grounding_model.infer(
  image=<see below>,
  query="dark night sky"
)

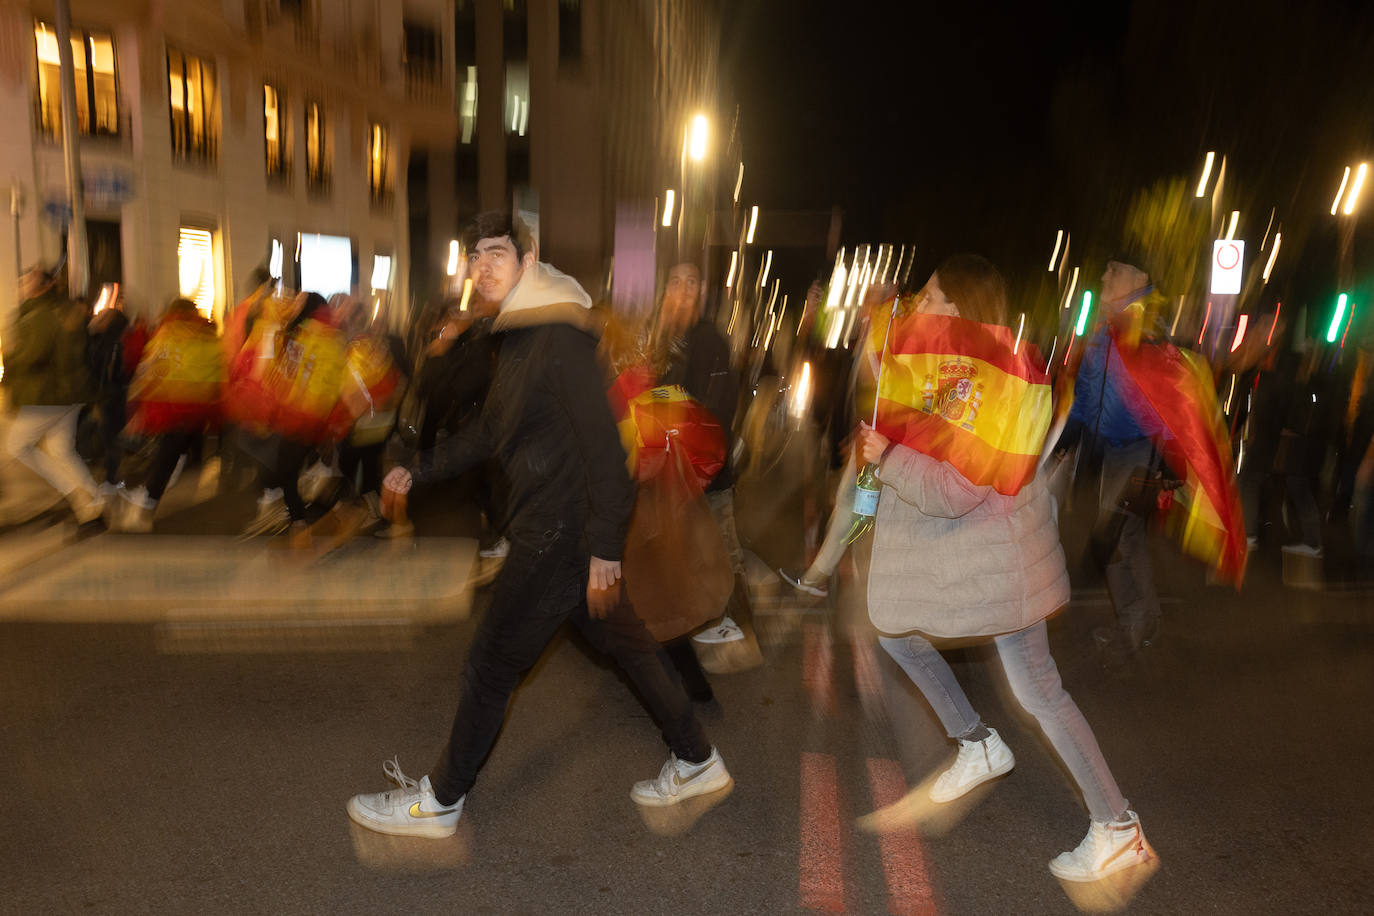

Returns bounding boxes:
[722,0,1374,318]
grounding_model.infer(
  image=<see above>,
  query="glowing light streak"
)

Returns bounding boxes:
[1224,210,1239,241]
[687,114,709,161]
[746,206,758,244]
[1198,300,1213,347]
[662,190,676,227]
[725,250,738,289]
[1074,290,1092,336]
[1196,150,1215,198]
[446,240,460,276]
[1048,229,1063,271]
[1230,314,1250,353]
[1344,162,1369,215]
[1332,166,1351,216]
[1267,303,1282,346]
[1328,293,1348,343]
[1062,266,1079,310]
[1262,232,1282,283]
[733,162,744,203]
[1013,311,1025,355]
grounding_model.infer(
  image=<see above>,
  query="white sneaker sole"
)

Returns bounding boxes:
[1049,837,1156,882]
[693,627,745,644]
[929,755,1015,803]
[346,797,459,838]
[630,771,733,808]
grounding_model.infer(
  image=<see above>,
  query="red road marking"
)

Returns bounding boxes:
[867,758,938,916]
[800,752,846,912]
[851,640,884,705]
[803,623,836,714]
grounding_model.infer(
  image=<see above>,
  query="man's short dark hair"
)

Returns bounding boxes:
[463,211,533,262]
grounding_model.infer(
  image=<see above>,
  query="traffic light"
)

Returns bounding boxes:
[1074,290,1092,337]
[1327,293,1349,344]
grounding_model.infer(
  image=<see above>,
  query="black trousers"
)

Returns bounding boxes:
[338,440,384,497]
[262,437,312,522]
[145,429,196,502]
[429,527,711,806]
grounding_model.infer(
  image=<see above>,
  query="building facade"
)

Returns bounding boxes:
[409,0,722,306]
[0,0,459,328]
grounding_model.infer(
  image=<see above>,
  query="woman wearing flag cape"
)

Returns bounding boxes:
[857,254,1156,884]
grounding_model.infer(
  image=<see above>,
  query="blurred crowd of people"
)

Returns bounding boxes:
[6,208,1374,892]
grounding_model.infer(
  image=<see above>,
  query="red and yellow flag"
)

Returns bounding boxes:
[608,366,725,489]
[128,312,226,434]
[871,310,1053,496]
[1106,330,1247,585]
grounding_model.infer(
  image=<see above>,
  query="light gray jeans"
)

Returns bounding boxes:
[878,621,1129,822]
[804,454,857,582]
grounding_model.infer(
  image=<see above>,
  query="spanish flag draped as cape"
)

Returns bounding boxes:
[870,306,1053,497]
[608,365,725,490]
[1095,327,1247,586]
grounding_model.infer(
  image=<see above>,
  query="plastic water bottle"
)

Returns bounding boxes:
[844,462,881,543]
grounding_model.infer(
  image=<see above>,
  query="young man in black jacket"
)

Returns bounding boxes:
[347,213,730,838]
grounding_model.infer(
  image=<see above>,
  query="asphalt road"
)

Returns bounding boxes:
[2,446,1373,914]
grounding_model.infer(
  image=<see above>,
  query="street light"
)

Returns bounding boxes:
[1196,151,1216,198]
[687,114,709,162]
[662,189,676,228]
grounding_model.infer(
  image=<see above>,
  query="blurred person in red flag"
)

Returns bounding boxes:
[252,291,346,548]
[348,212,729,839]
[109,297,225,532]
[858,254,1155,885]
[1058,251,1245,664]
[320,297,407,538]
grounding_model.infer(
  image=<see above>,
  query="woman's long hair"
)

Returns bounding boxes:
[935,254,1008,327]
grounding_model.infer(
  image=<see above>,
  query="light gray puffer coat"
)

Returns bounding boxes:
[867,442,1070,639]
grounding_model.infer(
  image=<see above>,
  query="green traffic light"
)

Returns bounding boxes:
[1327,293,1349,343]
[1075,290,1092,337]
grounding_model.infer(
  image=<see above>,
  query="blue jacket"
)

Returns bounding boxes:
[1068,325,1165,447]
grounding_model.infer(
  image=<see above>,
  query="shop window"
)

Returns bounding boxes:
[177,227,216,319]
[34,21,119,138]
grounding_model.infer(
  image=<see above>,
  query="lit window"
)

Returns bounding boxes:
[177,227,216,318]
[367,121,389,203]
[264,83,287,181]
[168,48,218,163]
[370,255,391,291]
[34,21,119,138]
[305,100,328,191]
[460,66,477,144]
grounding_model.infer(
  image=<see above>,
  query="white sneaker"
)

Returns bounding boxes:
[630,748,732,807]
[346,758,463,838]
[1281,543,1323,558]
[120,485,157,512]
[693,616,745,644]
[242,493,289,537]
[1049,810,1156,881]
[98,481,123,499]
[930,727,1015,802]
[478,536,510,559]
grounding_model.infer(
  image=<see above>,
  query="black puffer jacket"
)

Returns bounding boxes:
[410,302,634,561]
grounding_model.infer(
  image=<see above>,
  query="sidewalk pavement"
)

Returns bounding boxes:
[0,450,479,626]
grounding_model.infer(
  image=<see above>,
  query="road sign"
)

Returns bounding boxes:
[1211,239,1244,295]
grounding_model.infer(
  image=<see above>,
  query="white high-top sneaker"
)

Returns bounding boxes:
[1049,810,1156,881]
[347,758,463,839]
[929,727,1015,802]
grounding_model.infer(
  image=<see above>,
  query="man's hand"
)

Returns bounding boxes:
[857,423,891,466]
[380,466,412,521]
[587,556,623,618]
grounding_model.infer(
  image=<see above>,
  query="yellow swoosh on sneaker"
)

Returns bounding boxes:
[408,802,451,819]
